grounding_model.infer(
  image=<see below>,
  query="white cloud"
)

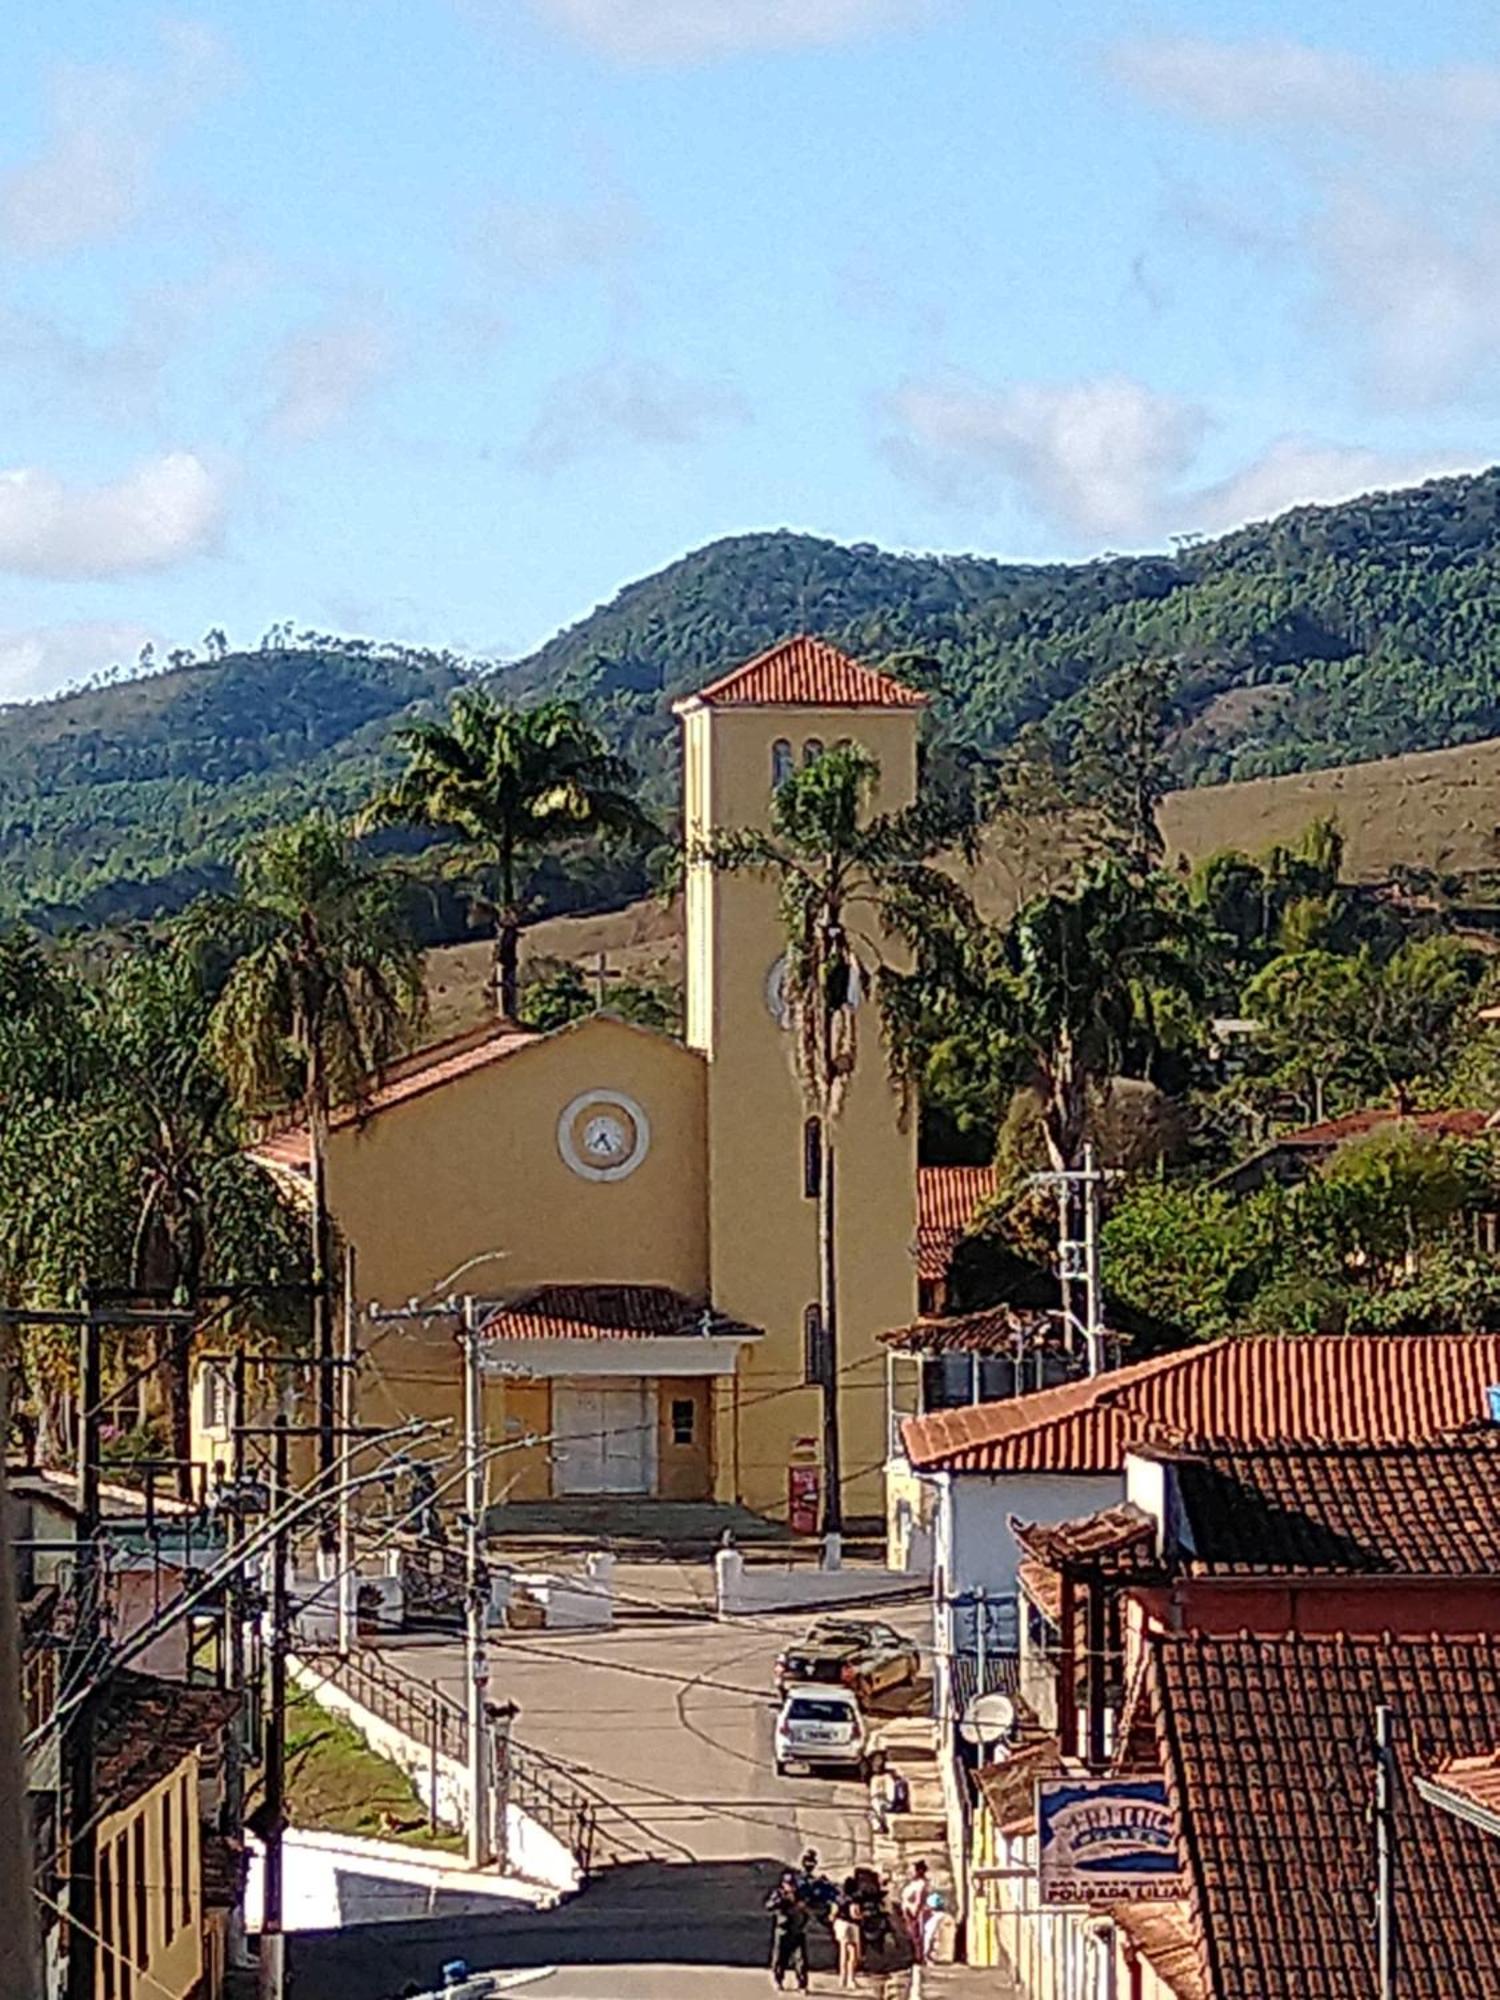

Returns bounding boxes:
[885,371,1483,542]
[525,0,937,63]
[887,376,1206,538]
[0,621,156,705]
[474,192,643,285]
[1112,35,1500,403]
[263,316,394,443]
[1113,36,1500,143]
[518,358,748,469]
[0,452,226,580]
[0,22,235,254]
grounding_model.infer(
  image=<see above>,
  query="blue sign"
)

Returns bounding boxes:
[1037,1777,1185,1905]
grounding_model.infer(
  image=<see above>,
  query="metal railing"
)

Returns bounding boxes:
[302,1644,596,1879]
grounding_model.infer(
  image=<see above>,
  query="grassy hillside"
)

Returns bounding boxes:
[7,466,1500,926]
[425,731,1500,1043]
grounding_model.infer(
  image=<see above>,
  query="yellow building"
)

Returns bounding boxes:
[220,637,924,1525]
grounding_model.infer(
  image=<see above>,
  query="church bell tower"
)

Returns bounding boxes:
[674,637,923,1522]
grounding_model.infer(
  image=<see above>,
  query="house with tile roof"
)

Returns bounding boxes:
[968,1443,1500,1999]
[896,1332,1500,1749]
[219,640,930,1521]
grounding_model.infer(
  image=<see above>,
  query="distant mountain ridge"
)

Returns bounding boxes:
[5,466,1500,926]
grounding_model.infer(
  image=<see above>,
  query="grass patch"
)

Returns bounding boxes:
[283,1688,463,1852]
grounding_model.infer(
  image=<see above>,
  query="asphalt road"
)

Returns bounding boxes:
[287,1587,930,2000]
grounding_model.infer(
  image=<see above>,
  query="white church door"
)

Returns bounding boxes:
[554,1378,655,1496]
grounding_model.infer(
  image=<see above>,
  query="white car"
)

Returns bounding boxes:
[774,1685,868,1777]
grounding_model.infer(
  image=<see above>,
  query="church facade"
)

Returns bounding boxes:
[226,638,927,1526]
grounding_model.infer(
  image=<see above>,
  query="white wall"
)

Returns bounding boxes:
[715,1550,923,1616]
[242,1828,551,1933]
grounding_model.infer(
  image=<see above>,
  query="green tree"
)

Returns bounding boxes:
[1069,657,1179,870]
[203,816,424,1472]
[363,691,655,1020]
[692,745,967,1540]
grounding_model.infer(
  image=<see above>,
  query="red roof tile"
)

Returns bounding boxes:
[1011,1500,1157,1570]
[1276,1107,1494,1149]
[901,1333,1500,1473]
[688,636,928,710]
[1152,1630,1500,1999]
[1421,1752,1500,1834]
[253,1021,540,1172]
[916,1163,997,1280]
[1162,1433,1500,1576]
[1111,1903,1207,2000]
[879,1304,1066,1356]
[478,1284,762,1344]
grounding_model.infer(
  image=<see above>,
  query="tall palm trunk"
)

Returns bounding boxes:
[308,1084,335,1490]
[816,1101,842,1544]
[495,844,521,1022]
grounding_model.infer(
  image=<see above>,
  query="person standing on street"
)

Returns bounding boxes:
[898,1858,929,1963]
[766,1871,810,1991]
[833,1889,863,1989]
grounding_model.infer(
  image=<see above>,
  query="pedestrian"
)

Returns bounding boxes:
[766,1871,810,1992]
[898,1859,929,1963]
[833,1891,863,1989]
[922,1890,956,1965]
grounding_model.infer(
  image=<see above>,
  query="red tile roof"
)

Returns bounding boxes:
[1273,1106,1494,1149]
[901,1332,1500,1474]
[916,1163,997,1281]
[1151,1630,1500,2000]
[1011,1500,1157,1571]
[1111,1904,1207,2000]
[96,1670,241,1821]
[1162,1433,1500,1576]
[478,1284,762,1344]
[253,1021,540,1172]
[1420,1752,1500,1835]
[688,636,928,710]
[879,1304,1066,1356]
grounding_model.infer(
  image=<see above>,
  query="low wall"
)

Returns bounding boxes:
[242,1828,552,1933]
[288,1656,580,1896]
[715,1550,926,1617]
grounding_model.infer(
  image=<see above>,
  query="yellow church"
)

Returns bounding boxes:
[243,637,938,1526]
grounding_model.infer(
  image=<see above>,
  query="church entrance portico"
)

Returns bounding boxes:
[475,1285,762,1505]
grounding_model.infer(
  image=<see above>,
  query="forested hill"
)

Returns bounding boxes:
[5,466,1500,926]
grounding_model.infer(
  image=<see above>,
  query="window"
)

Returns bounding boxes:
[802,1117,822,1199]
[670,1398,696,1446]
[802,738,824,766]
[771,738,793,788]
[202,1364,230,1431]
[161,1788,175,1943]
[803,1305,829,1386]
[100,1843,115,2000]
[133,1816,148,1969]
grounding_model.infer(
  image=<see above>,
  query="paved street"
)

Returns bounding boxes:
[287,1578,934,1998]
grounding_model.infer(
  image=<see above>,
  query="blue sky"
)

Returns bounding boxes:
[1,0,1496,700]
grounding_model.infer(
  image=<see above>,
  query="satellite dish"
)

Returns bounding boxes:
[960,1691,1017,1750]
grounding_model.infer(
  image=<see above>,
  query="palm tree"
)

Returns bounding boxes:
[204,815,425,1475]
[899,859,1205,1352]
[694,746,969,1543]
[363,691,656,1021]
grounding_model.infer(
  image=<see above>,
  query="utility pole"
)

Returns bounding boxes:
[223,1348,250,1970]
[1031,1147,1114,1377]
[337,1247,357,1657]
[462,1307,492,1868]
[63,1292,103,2000]
[259,1412,291,2000]
[1375,1703,1397,2000]
[816,917,844,1560]
[0,1349,39,2000]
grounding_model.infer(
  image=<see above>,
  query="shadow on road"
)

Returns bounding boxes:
[286,1856,843,1996]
